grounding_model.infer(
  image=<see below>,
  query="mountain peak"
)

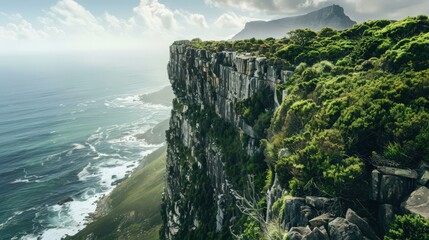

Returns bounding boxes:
[313,4,346,17]
[232,5,356,40]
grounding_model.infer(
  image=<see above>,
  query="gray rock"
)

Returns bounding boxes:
[302,226,329,240]
[309,213,334,229]
[329,217,364,240]
[286,226,311,240]
[377,166,418,179]
[378,204,394,233]
[419,171,429,186]
[419,161,429,171]
[57,197,73,205]
[379,175,414,204]
[371,170,381,201]
[346,209,380,240]
[305,196,335,210]
[266,174,284,223]
[282,198,316,229]
[401,186,429,219]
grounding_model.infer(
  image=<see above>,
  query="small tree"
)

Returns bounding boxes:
[385,214,429,240]
[288,29,317,46]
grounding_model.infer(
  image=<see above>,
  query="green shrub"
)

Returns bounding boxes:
[385,214,429,240]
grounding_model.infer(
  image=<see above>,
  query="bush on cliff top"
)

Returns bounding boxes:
[385,214,429,240]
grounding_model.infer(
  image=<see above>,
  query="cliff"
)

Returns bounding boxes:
[161,40,280,239]
[162,15,429,240]
[232,5,356,40]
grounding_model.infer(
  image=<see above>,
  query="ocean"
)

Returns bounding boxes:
[0,51,171,239]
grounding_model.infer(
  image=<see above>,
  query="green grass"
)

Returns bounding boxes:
[67,145,167,240]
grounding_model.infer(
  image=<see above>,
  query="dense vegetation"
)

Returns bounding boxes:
[192,16,429,238]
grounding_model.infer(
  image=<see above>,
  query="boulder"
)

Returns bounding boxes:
[379,175,413,204]
[286,226,311,240]
[282,198,316,229]
[328,217,364,240]
[401,186,429,219]
[302,226,329,240]
[346,209,380,240]
[378,204,394,233]
[57,197,73,205]
[418,171,429,186]
[305,196,335,210]
[309,213,334,229]
[377,166,418,179]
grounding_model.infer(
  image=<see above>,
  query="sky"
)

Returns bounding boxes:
[0,0,428,53]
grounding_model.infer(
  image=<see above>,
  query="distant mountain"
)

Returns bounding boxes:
[232,5,356,40]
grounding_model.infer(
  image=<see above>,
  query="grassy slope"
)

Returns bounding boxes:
[68,146,167,240]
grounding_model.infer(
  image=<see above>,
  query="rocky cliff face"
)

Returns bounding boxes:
[161,40,290,239]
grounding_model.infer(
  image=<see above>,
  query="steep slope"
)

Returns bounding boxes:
[232,5,356,40]
[163,16,429,240]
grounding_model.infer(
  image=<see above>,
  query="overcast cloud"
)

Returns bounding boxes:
[1,0,429,52]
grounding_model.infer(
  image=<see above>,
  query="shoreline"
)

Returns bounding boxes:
[65,144,168,240]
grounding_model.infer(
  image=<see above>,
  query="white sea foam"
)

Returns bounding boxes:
[104,94,171,111]
[10,170,45,184]
[77,163,97,181]
[73,143,86,150]
[0,211,23,230]
[10,178,30,184]
[22,194,101,240]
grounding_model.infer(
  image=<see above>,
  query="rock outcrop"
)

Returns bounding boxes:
[401,186,429,219]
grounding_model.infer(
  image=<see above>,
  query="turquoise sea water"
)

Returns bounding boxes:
[0,51,171,239]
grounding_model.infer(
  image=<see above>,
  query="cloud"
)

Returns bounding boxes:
[133,0,178,32]
[205,0,429,22]
[0,13,49,40]
[104,12,136,34]
[188,13,209,29]
[50,0,105,33]
[214,12,250,30]
[0,0,256,52]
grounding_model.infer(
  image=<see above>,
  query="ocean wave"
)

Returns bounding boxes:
[0,211,23,230]
[77,163,98,182]
[103,94,171,111]
[10,169,45,184]
[22,192,101,240]
[10,178,31,184]
[72,143,86,150]
[86,143,109,160]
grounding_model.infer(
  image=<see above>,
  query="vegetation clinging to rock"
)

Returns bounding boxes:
[192,15,429,199]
